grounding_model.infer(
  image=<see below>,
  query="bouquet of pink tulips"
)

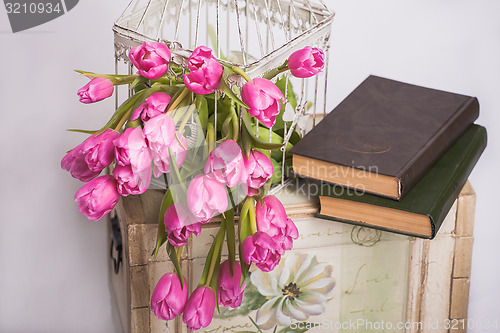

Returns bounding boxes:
[61,41,324,330]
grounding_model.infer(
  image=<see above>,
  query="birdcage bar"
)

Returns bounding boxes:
[113,0,334,189]
[114,0,333,68]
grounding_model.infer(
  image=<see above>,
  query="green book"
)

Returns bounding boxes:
[314,124,487,239]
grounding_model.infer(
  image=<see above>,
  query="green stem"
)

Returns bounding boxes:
[153,77,184,86]
[101,90,145,134]
[176,245,184,263]
[178,103,197,135]
[207,122,215,153]
[227,187,237,211]
[114,108,134,131]
[204,221,226,287]
[262,62,289,81]
[249,200,257,234]
[231,110,239,142]
[232,67,252,82]
[167,87,189,112]
[75,70,139,85]
[125,120,141,129]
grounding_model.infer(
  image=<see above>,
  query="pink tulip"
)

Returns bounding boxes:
[241,78,284,128]
[256,196,299,254]
[131,92,171,122]
[241,151,273,196]
[112,164,151,196]
[77,77,114,104]
[61,148,100,182]
[184,46,223,95]
[182,286,216,330]
[129,42,171,80]
[61,129,120,182]
[151,132,188,178]
[151,273,188,321]
[204,140,244,188]
[114,127,152,174]
[187,174,228,222]
[164,204,202,247]
[241,231,281,272]
[256,195,287,238]
[217,260,246,308]
[288,46,325,78]
[82,129,121,172]
[143,114,176,151]
[74,175,120,221]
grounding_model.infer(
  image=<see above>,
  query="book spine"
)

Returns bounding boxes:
[427,126,487,238]
[398,97,480,199]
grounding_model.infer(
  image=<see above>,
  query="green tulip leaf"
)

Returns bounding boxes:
[209,253,222,314]
[199,220,226,287]
[152,77,185,86]
[152,188,174,259]
[220,78,248,110]
[152,83,182,96]
[241,111,284,150]
[238,197,255,285]
[129,76,149,91]
[223,208,236,273]
[199,238,217,287]
[195,95,209,133]
[270,158,282,184]
[75,70,138,85]
[168,147,188,195]
[66,129,98,135]
[272,77,298,131]
[97,90,144,134]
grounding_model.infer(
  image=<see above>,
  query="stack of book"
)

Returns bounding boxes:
[290,75,487,239]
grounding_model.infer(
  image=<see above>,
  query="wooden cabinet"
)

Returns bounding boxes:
[108,182,475,333]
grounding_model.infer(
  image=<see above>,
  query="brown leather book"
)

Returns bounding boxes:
[290,75,479,200]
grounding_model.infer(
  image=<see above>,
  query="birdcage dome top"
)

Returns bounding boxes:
[114,0,333,76]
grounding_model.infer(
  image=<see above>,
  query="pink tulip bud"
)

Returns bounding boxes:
[287,46,325,78]
[114,127,152,174]
[151,273,189,321]
[131,92,171,122]
[164,204,202,247]
[241,151,273,196]
[61,129,120,182]
[241,78,284,128]
[112,164,151,196]
[184,46,223,95]
[151,132,188,178]
[129,42,171,80]
[281,218,299,252]
[182,286,216,330]
[241,231,281,272]
[256,196,299,254]
[77,77,114,104]
[256,195,287,237]
[61,148,100,182]
[204,140,244,188]
[217,260,246,308]
[74,175,120,221]
[187,174,228,222]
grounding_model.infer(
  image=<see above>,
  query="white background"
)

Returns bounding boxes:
[1,0,499,332]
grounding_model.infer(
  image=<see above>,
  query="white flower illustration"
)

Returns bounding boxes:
[250,252,335,330]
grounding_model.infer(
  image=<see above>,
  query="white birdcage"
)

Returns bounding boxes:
[113,0,334,188]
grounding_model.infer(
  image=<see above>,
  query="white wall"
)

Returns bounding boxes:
[0,0,498,332]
